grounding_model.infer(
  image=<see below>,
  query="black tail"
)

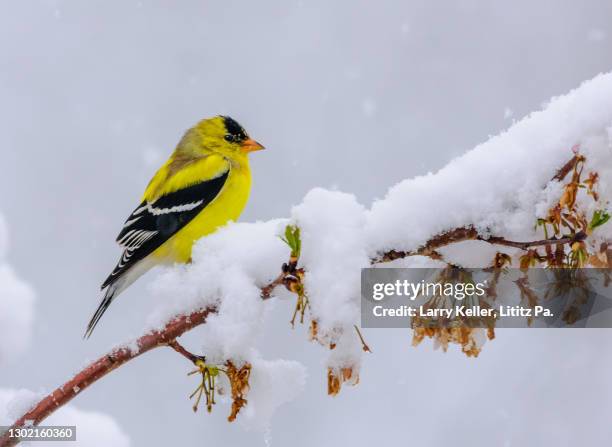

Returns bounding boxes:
[84,283,120,338]
[85,256,151,338]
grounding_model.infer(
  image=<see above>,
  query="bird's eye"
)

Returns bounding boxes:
[224,134,235,142]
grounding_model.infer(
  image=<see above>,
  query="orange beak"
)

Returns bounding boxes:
[240,138,265,153]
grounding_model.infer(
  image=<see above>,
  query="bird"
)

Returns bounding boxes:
[85,116,264,338]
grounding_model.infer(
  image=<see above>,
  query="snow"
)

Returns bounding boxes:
[149,219,290,362]
[148,72,612,423]
[292,189,368,342]
[0,388,131,446]
[0,214,36,364]
[367,72,612,253]
[0,389,42,426]
[239,354,306,430]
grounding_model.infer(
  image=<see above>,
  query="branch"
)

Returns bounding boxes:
[0,152,592,446]
[260,272,286,299]
[374,227,476,263]
[168,339,200,363]
[1,261,302,447]
[261,257,301,300]
[482,233,581,250]
[374,227,583,264]
[374,155,586,264]
[0,307,215,446]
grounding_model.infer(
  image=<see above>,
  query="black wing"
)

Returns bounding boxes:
[101,169,230,289]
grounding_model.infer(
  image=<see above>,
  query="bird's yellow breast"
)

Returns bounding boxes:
[150,157,252,263]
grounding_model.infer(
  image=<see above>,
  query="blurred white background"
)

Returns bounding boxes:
[1,1,612,445]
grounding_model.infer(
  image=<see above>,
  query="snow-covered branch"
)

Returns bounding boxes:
[374,159,588,264]
[3,72,612,444]
[0,253,307,446]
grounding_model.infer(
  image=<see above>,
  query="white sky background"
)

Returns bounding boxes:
[1,1,612,446]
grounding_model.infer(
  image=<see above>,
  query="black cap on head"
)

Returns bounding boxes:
[222,116,248,143]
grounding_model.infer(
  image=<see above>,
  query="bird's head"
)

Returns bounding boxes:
[182,115,265,161]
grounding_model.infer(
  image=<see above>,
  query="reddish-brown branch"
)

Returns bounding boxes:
[0,227,585,447]
[0,308,214,447]
[1,266,300,447]
[374,227,477,263]
[260,272,286,299]
[482,234,581,250]
[374,227,584,264]
[168,339,200,363]
[375,154,585,264]
[260,258,301,300]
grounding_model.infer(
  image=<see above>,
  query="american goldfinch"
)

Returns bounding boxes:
[85,116,264,338]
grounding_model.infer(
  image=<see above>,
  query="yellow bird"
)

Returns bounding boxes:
[85,116,264,338]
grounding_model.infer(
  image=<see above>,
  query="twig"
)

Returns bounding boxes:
[482,234,581,250]
[168,339,200,363]
[552,154,581,182]
[261,258,301,300]
[353,325,371,353]
[260,272,285,299]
